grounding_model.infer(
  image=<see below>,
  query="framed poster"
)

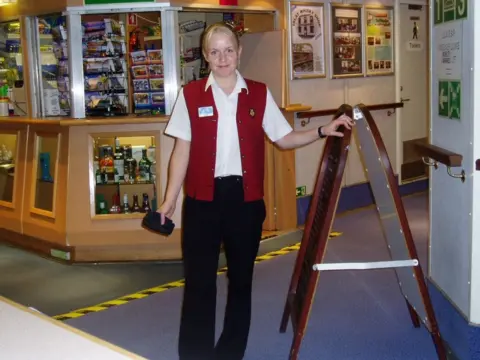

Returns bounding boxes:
[330,3,364,78]
[365,6,394,76]
[289,2,326,79]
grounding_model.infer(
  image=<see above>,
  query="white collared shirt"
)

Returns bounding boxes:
[164,71,293,177]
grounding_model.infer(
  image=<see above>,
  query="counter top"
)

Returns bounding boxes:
[0,105,311,125]
[59,116,170,126]
[0,115,170,126]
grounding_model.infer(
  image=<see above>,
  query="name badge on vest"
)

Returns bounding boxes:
[198,106,214,118]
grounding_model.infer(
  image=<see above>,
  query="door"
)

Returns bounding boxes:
[399,4,429,182]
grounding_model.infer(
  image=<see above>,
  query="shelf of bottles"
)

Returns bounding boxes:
[93,135,157,216]
[37,15,71,117]
[0,21,26,116]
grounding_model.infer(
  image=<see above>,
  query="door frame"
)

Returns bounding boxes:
[395,0,431,184]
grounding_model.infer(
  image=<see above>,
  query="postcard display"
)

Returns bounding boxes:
[36,16,71,117]
[82,19,129,116]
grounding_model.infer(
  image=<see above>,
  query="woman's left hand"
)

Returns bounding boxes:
[322,114,355,137]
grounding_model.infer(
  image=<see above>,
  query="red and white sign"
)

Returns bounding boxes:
[128,14,137,26]
[219,0,238,5]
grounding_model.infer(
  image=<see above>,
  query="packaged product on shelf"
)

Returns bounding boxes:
[130,50,147,65]
[133,79,149,92]
[134,93,151,108]
[151,92,165,107]
[149,78,163,91]
[131,65,148,78]
[147,49,162,64]
[82,17,128,116]
[84,75,108,92]
[148,64,163,78]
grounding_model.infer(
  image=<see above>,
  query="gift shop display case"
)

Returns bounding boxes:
[0,0,303,263]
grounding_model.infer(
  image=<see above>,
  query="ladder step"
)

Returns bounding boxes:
[312,259,419,271]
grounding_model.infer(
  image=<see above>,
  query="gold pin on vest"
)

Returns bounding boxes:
[249,108,255,117]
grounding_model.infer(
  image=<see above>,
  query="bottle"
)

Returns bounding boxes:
[110,194,122,214]
[148,145,157,183]
[95,168,102,184]
[98,201,109,214]
[113,167,120,184]
[138,148,151,183]
[131,194,141,213]
[122,193,131,214]
[151,183,158,212]
[113,138,124,183]
[101,168,108,184]
[141,193,151,213]
[99,145,114,174]
[124,146,137,184]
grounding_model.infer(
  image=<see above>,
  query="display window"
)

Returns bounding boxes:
[0,20,27,116]
[32,132,59,215]
[36,15,70,117]
[0,132,17,205]
[92,134,157,217]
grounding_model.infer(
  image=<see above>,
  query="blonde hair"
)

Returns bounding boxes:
[201,22,240,59]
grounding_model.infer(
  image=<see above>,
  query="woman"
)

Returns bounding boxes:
[159,22,354,360]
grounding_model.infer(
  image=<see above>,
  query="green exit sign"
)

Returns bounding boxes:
[434,0,467,25]
[296,186,306,197]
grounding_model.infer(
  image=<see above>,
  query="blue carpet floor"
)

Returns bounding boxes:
[65,193,438,359]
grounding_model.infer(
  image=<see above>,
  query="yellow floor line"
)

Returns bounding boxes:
[53,231,342,321]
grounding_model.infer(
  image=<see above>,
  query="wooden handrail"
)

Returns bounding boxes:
[297,102,404,119]
[415,143,463,167]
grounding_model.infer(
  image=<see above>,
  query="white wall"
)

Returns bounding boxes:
[429,0,474,320]
[290,0,397,193]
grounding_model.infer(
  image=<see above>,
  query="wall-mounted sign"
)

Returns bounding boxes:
[330,3,364,79]
[365,6,394,76]
[434,0,467,25]
[435,20,462,79]
[406,41,423,51]
[289,1,326,80]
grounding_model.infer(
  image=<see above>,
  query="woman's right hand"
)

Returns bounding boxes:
[156,200,176,224]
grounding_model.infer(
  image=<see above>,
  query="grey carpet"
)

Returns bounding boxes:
[0,245,184,316]
[0,232,300,317]
[65,193,438,359]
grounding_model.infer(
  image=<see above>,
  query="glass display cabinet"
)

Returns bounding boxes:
[32,132,59,215]
[0,132,17,206]
[0,20,27,117]
[92,134,158,217]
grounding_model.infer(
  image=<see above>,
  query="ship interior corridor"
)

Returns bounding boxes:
[0,191,440,359]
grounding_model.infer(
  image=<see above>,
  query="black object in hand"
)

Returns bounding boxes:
[142,211,175,236]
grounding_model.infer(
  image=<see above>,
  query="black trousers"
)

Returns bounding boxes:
[178,176,266,360]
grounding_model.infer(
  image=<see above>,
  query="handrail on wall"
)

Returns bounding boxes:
[297,101,404,120]
[415,143,465,183]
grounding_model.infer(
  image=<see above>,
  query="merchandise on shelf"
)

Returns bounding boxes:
[178,20,206,85]
[93,136,158,216]
[82,18,128,117]
[130,49,165,115]
[39,16,71,116]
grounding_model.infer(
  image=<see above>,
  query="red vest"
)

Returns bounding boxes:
[183,77,267,202]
